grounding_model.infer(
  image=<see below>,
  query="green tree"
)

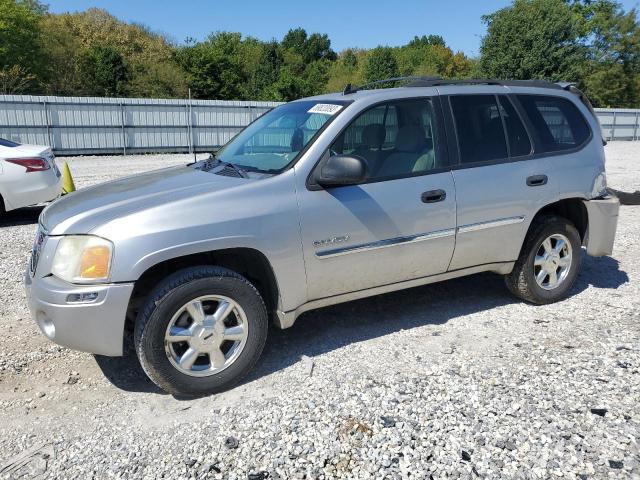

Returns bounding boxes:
[40,8,186,97]
[177,32,247,99]
[282,28,336,63]
[79,45,129,96]
[248,40,283,99]
[342,49,358,69]
[364,46,399,83]
[574,0,640,106]
[0,0,46,91]
[407,35,446,48]
[281,28,308,54]
[479,0,587,81]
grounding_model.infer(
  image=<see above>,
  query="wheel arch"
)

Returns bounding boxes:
[125,248,281,334]
[531,197,588,242]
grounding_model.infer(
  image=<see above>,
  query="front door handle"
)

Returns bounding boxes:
[421,189,446,203]
[527,175,548,187]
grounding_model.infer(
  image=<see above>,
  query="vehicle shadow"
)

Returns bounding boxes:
[94,253,628,396]
[0,206,44,227]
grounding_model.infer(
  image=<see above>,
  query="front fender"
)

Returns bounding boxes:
[129,234,255,280]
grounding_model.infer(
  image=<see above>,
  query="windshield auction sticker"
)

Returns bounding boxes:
[308,104,343,115]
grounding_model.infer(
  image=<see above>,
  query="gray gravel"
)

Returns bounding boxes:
[1,146,639,479]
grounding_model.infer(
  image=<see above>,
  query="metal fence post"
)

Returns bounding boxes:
[43,100,53,149]
[611,111,617,141]
[187,102,194,154]
[120,103,127,155]
[634,112,639,141]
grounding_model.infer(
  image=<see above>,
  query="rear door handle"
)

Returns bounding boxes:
[527,175,548,187]
[421,189,446,203]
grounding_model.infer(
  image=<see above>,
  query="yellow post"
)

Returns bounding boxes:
[62,161,76,195]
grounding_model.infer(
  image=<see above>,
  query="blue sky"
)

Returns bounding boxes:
[46,0,640,57]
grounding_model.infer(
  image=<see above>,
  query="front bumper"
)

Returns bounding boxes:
[25,273,134,356]
[584,196,620,257]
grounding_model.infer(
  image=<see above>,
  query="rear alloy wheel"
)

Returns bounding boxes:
[533,233,573,291]
[135,266,268,396]
[505,215,582,304]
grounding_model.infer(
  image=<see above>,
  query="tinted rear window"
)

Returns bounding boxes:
[516,95,590,152]
[0,138,20,147]
[450,95,508,164]
[498,96,532,157]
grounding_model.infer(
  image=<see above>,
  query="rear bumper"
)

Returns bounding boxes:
[3,171,62,211]
[25,272,134,356]
[584,196,620,257]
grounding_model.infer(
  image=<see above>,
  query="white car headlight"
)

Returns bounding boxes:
[51,235,113,283]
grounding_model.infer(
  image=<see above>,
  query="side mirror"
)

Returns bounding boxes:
[315,155,369,187]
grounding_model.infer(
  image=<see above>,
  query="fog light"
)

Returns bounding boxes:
[66,292,99,304]
[37,312,55,338]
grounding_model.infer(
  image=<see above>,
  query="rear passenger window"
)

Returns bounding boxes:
[498,96,532,157]
[517,95,590,152]
[450,95,508,164]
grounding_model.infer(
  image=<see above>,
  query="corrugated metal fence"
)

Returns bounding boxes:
[0,94,281,155]
[0,95,638,155]
[595,108,640,141]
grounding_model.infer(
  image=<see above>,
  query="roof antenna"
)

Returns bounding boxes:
[343,83,355,95]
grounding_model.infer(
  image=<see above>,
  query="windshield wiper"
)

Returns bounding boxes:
[195,154,249,178]
[216,160,249,178]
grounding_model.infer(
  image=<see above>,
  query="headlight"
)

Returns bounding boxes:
[51,235,113,283]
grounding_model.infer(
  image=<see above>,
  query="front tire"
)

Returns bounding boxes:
[134,266,268,396]
[505,215,582,304]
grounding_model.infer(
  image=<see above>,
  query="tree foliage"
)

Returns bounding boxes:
[0,0,46,91]
[480,0,586,81]
[364,47,400,83]
[3,0,640,107]
[480,0,640,107]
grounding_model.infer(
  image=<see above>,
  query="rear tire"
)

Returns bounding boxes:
[134,266,268,396]
[505,215,582,304]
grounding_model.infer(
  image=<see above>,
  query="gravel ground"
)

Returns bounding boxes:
[0,146,638,479]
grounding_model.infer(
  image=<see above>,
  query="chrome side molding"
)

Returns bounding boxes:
[315,228,456,258]
[457,215,525,234]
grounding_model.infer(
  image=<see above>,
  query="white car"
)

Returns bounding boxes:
[0,138,62,214]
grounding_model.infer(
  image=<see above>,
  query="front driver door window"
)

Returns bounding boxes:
[296,97,458,300]
[330,98,440,181]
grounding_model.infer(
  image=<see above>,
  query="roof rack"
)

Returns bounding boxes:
[408,78,566,89]
[343,76,441,95]
[343,77,572,95]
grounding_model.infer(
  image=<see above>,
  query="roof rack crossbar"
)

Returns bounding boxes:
[343,76,443,95]
[343,77,573,94]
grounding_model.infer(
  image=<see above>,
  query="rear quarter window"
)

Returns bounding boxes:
[516,95,591,153]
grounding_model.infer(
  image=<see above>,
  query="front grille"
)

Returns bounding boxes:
[30,227,46,276]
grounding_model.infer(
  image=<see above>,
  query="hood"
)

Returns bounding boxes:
[41,165,250,235]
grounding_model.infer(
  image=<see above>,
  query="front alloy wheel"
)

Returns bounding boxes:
[135,266,268,396]
[164,295,249,377]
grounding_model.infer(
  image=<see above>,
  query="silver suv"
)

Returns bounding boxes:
[25,79,619,396]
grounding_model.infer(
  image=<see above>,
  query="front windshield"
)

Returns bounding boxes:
[216,100,347,173]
